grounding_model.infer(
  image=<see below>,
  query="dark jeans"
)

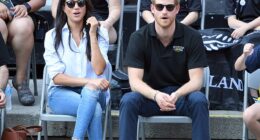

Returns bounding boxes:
[119,86,210,140]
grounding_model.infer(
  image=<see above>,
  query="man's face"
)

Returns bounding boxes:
[151,0,179,28]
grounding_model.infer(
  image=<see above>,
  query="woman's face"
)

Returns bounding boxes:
[63,0,87,24]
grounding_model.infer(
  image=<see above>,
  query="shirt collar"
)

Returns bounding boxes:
[148,21,184,39]
[62,23,87,38]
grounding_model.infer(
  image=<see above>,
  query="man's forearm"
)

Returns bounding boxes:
[27,0,46,12]
[130,79,157,101]
[234,54,247,71]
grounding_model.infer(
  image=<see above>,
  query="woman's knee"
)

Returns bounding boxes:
[243,105,257,124]
[81,86,100,99]
[8,17,34,36]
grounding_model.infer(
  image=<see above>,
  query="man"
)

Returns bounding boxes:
[0,0,46,106]
[234,43,260,140]
[0,33,8,108]
[119,0,210,140]
[51,0,120,44]
[141,0,201,27]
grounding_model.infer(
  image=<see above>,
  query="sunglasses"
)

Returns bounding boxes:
[66,0,86,8]
[154,4,175,11]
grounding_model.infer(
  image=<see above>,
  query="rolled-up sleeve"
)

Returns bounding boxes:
[246,46,260,73]
[43,30,66,79]
[98,26,109,64]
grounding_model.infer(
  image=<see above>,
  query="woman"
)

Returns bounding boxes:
[52,0,121,44]
[44,0,110,139]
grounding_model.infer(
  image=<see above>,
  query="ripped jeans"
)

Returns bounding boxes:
[48,86,106,140]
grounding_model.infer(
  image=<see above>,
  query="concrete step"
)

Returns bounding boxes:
[4,80,256,139]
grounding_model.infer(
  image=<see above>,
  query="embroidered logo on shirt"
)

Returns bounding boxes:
[172,46,184,52]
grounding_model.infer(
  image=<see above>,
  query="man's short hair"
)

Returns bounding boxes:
[151,0,180,4]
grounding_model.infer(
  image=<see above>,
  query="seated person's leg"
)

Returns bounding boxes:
[108,26,117,44]
[176,91,209,140]
[87,103,103,140]
[0,19,8,42]
[7,16,35,106]
[243,103,260,139]
[73,86,104,140]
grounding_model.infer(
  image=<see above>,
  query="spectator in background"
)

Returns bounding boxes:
[0,33,8,108]
[226,0,260,100]
[225,0,260,39]
[141,0,201,27]
[119,0,209,139]
[44,0,110,139]
[0,0,46,106]
[235,43,260,140]
[52,0,121,44]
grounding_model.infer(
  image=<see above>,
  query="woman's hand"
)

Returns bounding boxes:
[0,92,6,108]
[12,4,28,18]
[0,3,12,20]
[86,16,99,35]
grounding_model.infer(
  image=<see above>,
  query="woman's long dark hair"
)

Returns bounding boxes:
[54,0,93,60]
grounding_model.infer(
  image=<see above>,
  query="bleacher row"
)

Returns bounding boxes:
[1,0,259,140]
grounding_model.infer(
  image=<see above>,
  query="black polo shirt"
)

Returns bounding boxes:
[141,0,201,22]
[125,22,207,89]
[225,0,260,23]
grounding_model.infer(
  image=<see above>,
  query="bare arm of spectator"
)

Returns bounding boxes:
[51,0,58,18]
[0,65,8,108]
[228,16,260,39]
[100,0,120,30]
[12,0,46,18]
[142,10,155,23]
[235,43,254,71]
[180,11,199,26]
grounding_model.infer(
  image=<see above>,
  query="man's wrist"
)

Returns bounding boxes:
[23,2,31,12]
[153,90,159,102]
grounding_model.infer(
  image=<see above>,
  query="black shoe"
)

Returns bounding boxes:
[12,78,35,106]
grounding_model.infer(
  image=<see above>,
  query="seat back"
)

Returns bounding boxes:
[38,63,113,140]
[242,70,260,140]
[201,0,228,29]
[114,0,125,70]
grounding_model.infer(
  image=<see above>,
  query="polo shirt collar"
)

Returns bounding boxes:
[148,21,184,39]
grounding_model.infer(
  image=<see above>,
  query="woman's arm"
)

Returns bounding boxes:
[180,11,199,26]
[51,0,59,18]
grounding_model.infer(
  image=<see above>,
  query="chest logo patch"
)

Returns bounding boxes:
[172,46,184,52]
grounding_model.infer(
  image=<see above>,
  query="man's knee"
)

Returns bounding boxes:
[189,91,208,106]
[120,92,141,110]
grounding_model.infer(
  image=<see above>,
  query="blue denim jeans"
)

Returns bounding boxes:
[48,86,106,140]
[119,86,210,140]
